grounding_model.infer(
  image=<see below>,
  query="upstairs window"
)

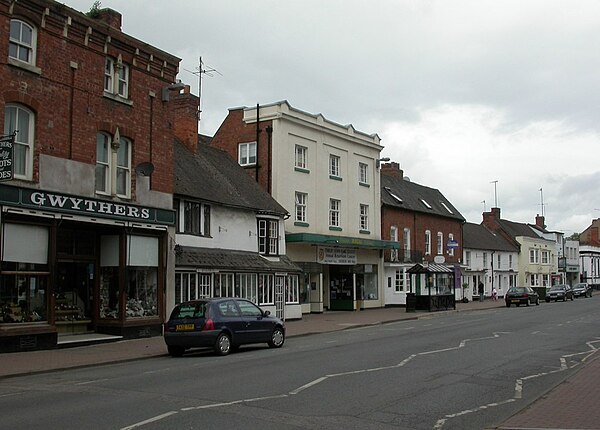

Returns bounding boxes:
[181,200,211,236]
[390,226,398,261]
[104,57,129,99]
[437,232,443,255]
[295,145,307,169]
[448,233,455,256]
[403,228,411,259]
[358,162,368,184]
[238,142,257,166]
[95,132,131,198]
[4,104,34,180]
[329,154,340,178]
[329,199,340,228]
[258,219,279,255]
[541,250,549,265]
[9,19,36,65]
[295,192,307,223]
[359,204,369,231]
[425,230,431,255]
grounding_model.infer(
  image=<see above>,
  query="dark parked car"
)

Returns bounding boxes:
[164,298,285,357]
[572,282,592,298]
[505,286,540,307]
[545,284,574,302]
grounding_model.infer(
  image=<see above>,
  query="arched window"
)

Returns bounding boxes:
[4,104,35,180]
[95,132,132,198]
[9,19,36,65]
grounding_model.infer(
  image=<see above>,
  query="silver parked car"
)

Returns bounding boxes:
[572,283,592,298]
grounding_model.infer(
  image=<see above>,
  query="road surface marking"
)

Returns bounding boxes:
[120,411,178,430]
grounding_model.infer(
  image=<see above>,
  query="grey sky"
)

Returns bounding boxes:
[65,0,600,234]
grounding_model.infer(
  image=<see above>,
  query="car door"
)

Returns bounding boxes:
[236,299,272,343]
[215,300,249,344]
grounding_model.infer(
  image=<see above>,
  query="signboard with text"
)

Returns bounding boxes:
[317,246,357,265]
[0,134,14,182]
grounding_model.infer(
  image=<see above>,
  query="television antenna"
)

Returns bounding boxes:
[184,57,222,124]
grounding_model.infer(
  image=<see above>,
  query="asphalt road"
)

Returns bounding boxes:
[2,296,599,430]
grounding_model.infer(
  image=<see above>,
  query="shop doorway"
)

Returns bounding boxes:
[329,265,354,310]
[55,262,95,335]
[274,276,285,320]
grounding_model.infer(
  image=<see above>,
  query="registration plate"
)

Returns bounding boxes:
[176,324,195,331]
[511,300,519,303]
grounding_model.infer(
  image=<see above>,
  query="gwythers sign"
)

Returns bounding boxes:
[0,184,175,225]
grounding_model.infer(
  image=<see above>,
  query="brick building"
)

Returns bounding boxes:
[0,0,183,351]
[380,162,465,308]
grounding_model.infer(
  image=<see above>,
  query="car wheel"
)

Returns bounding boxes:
[536,298,540,306]
[268,327,285,348]
[167,345,185,357]
[214,332,232,356]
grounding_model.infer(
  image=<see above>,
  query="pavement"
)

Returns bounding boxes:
[1,298,599,430]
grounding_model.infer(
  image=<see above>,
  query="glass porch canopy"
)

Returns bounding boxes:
[286,233,400,250]
[407,263,456,311]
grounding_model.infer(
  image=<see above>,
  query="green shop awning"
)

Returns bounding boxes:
[286,232,399,250]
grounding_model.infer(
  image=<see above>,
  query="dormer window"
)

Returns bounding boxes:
[258,218,279,255]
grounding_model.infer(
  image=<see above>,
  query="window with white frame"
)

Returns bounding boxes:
[180,200,211,236]
[4,104,34,180]
[104,57,129,98]
[9,19,36,65]
[329,154,340,177]
[465,250,471,267]
[395,270,404,292]
[214,273,235,298]
[359,204,369,231]
[95,132,131,198]
[403,228,411,259]
[509,254,513,268]
[235,273,258,303]
[286,275,299,304]
[238,142,257,166]
[258,219,279,255]
[359,162,368,184]
[497,253,501,269]
[425,230,431,255]
[295,145,307,169]
[541,250,549,264]
[529,248,539,264]
[542,274,549,287]
[448,233,455,256]
[259,274,274,305]
[295,192,307,223]
[329,199,340,228]
[437,232,443,255]
[390,226,398,261]
[175,272,212,304]
[483,252,488,268]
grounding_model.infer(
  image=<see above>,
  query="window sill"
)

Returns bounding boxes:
[359,230,370,235]
[103,92,133,106]
[294,221,309,227]
[359,182,370,188]
[329,226,342,231]
[329,175,342,181]
[294,167,310,174]
[8,58,41,75]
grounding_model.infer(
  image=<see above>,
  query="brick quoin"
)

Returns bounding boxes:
[0,0,182,195]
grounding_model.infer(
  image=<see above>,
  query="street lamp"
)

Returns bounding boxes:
[376,157,390,169]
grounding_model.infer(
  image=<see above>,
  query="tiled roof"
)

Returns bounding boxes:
[381,175,465,222]
[176,246,302,273]
[174,140,288,215]
[497,219,540,240]
[463,222,518,252]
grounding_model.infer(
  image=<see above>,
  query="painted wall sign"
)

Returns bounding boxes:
[317,246,357,265]
[0,184,175,225]
[0,134,14,182]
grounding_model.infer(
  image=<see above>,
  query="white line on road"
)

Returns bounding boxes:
[120,411,178,430]
[74,378,110,385]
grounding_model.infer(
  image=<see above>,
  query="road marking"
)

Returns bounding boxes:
[120,411,178,430]
[75,378,109,385]
[0,392,24,398]
[289,377,328,395]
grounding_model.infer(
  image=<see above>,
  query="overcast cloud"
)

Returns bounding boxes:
[65,0,600,234]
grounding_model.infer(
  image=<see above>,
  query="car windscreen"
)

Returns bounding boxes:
[508,288,524,294]
[549,286,564,291]
[170,302,207,319]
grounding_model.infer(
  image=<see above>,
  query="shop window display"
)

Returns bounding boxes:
[99,267,120,319]
[0,263,48,323]
[126,267,158,318]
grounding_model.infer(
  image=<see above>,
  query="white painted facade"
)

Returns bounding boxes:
[580,244,600,288]
[462,247,519,299]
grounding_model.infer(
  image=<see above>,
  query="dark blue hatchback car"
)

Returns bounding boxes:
[164,298,285,356]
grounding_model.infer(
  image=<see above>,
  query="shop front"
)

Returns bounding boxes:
[0,185,175,352]
[286,233,398,313]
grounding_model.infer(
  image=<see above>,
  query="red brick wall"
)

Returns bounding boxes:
[0,0,181,196]
[211,108,273,193]
[381,206,464,264]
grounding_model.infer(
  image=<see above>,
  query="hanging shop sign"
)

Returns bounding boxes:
[0,133,15,182]
[0,184,175,225]
[317,246,357,265]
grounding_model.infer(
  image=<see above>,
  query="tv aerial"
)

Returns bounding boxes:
[184,57,222,123]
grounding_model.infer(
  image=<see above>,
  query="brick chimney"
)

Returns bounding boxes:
[95,8,122,30]
[482,207,501,231]
[170,85,199,153]
[380,162,403,179]
[535,214,546,229]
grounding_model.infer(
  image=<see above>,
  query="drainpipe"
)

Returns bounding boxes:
[266,125,273,194]
[255,104,260,183]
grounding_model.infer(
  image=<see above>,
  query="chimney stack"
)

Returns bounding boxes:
[94,8,122,30]
[535,214,546,229]
[380,162,403,179]
[170,85,200,153]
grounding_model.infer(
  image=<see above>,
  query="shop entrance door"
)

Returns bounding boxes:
[329,265,354,310]
[274,276,285,320]
[55,262,95,335]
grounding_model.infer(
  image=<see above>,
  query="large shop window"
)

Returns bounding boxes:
[1,224,49,323]
[100,235,119,319]
[126,236,158,318]
[175,272,212,304]
[286,275,299,304]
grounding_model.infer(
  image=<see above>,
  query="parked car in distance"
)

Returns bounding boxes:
[545,284,574,302]
[505,286,540,307]
[572,282,592,298]
[164,298,285,357]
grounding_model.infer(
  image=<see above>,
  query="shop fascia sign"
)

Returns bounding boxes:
[317,246,357,265]
[0,184,175,225]
[0,133,15,182]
